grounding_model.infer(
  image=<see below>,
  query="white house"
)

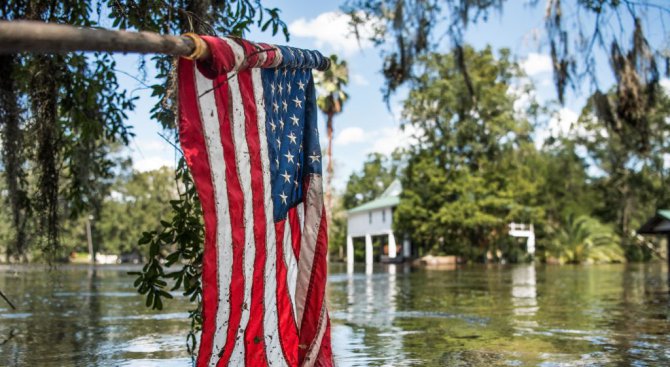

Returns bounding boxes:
[346,180,411,266]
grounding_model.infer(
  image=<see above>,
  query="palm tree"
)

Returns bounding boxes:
[315,54,349,216]
[549,214,624,264]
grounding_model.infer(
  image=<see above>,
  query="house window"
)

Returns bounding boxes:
[369,211,372,224]
[382,209,386,223]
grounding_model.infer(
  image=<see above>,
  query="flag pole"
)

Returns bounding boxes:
[0,20,331,69]
[0,20,210,60]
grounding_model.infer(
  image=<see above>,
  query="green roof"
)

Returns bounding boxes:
[637,209,670,234]
[347,179,401,214]
[347,195,400,214]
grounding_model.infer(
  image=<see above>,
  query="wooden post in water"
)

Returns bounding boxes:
[86,216,95,264]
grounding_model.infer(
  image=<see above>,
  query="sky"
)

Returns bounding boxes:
[112,1,666,192]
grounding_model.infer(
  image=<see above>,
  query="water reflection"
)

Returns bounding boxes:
[328,262,670,366]
[511,264,538,318]
[1,263,669,366]
[334,263,416,366]
[0,265,192,367]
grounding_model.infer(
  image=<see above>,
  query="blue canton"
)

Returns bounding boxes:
[262,47,323,222]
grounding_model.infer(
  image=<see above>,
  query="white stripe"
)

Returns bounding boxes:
[194,69,234,367]
[255,47,268,68]
[295,174,324,326]
[297,203,305,236]
[284,218,298,320]
[252,68,288,366]
[222,37,246,71]
[269,46,283,68]
[227,73,257,366]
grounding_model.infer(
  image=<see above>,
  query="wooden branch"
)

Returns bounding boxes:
[0,20,209,59]
[0,289,16,310]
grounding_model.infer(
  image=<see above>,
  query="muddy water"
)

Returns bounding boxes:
[1,263,668,366]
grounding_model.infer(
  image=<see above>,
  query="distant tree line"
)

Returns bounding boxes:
[336,45,670,264]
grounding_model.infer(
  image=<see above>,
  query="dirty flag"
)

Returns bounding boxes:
[177,36,333,367]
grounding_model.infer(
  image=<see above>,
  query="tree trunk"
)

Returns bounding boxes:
[326,113,334,219]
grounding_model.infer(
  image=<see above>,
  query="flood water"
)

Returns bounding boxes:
[1,262,669,366]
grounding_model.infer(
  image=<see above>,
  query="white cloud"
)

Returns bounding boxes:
[369,124,421,155]
[551,107,578,136]
[134,157,174,172]
[521,53,552,76]
[335,126,366,145]
[332,123,421,155]
[661,78,670,94]
[535,107,579,149]
[351,73,370,86]
[289,11,375,55]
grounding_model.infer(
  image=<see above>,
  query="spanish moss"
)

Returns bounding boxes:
[0,54,30,262]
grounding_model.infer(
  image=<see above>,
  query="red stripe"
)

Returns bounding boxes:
[298,206,329,365]
[258,42,277,67]
[177,59,219,367]
[275,220,299,366]
[288,207,302,261]
[212,73,245,367]
[198,36,237,77]
[314,316,334,367]
[236,69,270,367]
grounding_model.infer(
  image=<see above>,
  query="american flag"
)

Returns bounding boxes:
[177,36,333,367]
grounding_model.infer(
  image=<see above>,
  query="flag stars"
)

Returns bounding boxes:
[284,151,295,164]
[279,118,285,130]
[282,100,288,112]
[281,170,291,183]
[272,101,279,113]
[297,80,305,91]
[270,83,275,95]
[292,97,303,108]
[279,191,288,205]
[276,138,281,149]
[287,131,297,144]
[287,83,292,94]
[290,114,300,126]
[269,120,276,132]
[309,152,321,163]
[278,83,283,95]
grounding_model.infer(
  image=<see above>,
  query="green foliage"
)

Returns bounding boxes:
[394,46,542,259]
[129,158,204,354]
[315,55,349,117]
[344,0,668,115]
[576,87,670,255]
[1,1,137,262]
[342,152,401,209]
[97,166,178,255]
[546,215,624,264]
